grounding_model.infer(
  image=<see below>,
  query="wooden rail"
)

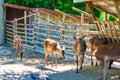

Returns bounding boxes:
[5,11,120,60]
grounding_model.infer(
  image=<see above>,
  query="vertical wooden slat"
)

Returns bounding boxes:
[81,13,85,36]
[61,15,66,45]
[96,21,104,39]
[86,2,103,39]
[104,12,107,21]
[13,18,18,35]
[24,11,27,45]
[106,21,115,43]
[47,14,50,39]
[102,22,111,43]
[111,22,119,43]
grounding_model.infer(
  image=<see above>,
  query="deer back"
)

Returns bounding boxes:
[14,35,22,49]
[95,43,120,61]
[73,36,87,55]
[44,39,58,53]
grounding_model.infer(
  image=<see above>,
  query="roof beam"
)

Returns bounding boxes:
[86,2,97,20]
[72,7,92,17]
[74,0,112,3]
[91,3,118,18]
[100,5,115,8]
[113,0,120,21]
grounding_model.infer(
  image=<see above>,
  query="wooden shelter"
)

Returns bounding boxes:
[74,0,120,20]
[74,0,120,43]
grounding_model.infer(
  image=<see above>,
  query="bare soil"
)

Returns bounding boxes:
[0,45,120,80]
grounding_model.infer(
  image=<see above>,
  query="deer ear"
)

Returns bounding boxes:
[81,35,86,39]
[73,36,77,41]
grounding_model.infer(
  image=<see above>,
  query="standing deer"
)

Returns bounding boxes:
[43,38,65,68]
[95,43,120,80]
[89,35,113,67]
[10,35,24,60]
[73,35,87,73]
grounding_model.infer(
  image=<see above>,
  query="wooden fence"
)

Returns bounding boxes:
[6,11,113,59]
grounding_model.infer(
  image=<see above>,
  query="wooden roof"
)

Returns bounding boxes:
[4,3,91,21]
[74,0,120,20]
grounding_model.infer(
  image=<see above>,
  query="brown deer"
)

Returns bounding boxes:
[73,35,87,73]
[89,35,105,66]
[10,35,24,60]
[43,38,65,68]
[89,35,113,67]
[95,43,120,80]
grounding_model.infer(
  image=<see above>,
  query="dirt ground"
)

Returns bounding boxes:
[0,45,120,80]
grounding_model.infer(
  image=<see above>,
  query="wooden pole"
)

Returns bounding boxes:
[24,11,27,44]
[106,22,115,43]
[81,13,85,36]
[104,12,107,21]
[111,22,119,43]
[0,0,5,45]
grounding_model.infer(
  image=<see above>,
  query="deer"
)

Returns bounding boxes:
[89,35,113,68]
[95,43,120,80]
[10,35,24,60]
[73,35,87,73]
[43,38,65,68]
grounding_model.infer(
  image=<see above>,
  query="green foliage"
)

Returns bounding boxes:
[93,7,101,19]
[108,16,117,21]
[4,0,102,19]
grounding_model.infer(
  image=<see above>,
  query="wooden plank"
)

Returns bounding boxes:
[113,0,120,21]
[101,5,115,8]
[111,22,119,43]
[55,9,80,21]
[91,3,118,18]
[86,2,104,39]
[104,12,108,21]
[72,7,92,17]
[106,22,115,43]
[102,22,111,43]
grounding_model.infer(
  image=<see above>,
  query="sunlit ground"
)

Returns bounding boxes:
[0,45,120,80]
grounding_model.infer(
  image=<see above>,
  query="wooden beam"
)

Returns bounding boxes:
[86,2,104,39]
[86,2,96,20]
[104,12,107,21]
[74,0,112,3]
[113,0,120,21]
[55,9,80,22]
[91,0,112,2]
[101,5,115,8]
[72,7,92,17]
[90,3,118,18]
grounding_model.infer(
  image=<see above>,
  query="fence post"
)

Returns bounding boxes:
[0,0,5,45]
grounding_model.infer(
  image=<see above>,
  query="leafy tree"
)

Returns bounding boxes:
[5,0,112,20]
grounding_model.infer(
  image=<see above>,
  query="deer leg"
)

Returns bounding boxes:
[55,54,57,68]
[16,49,19,57]
[103,56,110,80]
[76,55,79,73]
[51,53,54,68]
[79,54,84,70]
[44,52,48,66]
[10,48,16,58]
[90,51,93,66]
[108,61,113,69]
[20,52,23,60]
